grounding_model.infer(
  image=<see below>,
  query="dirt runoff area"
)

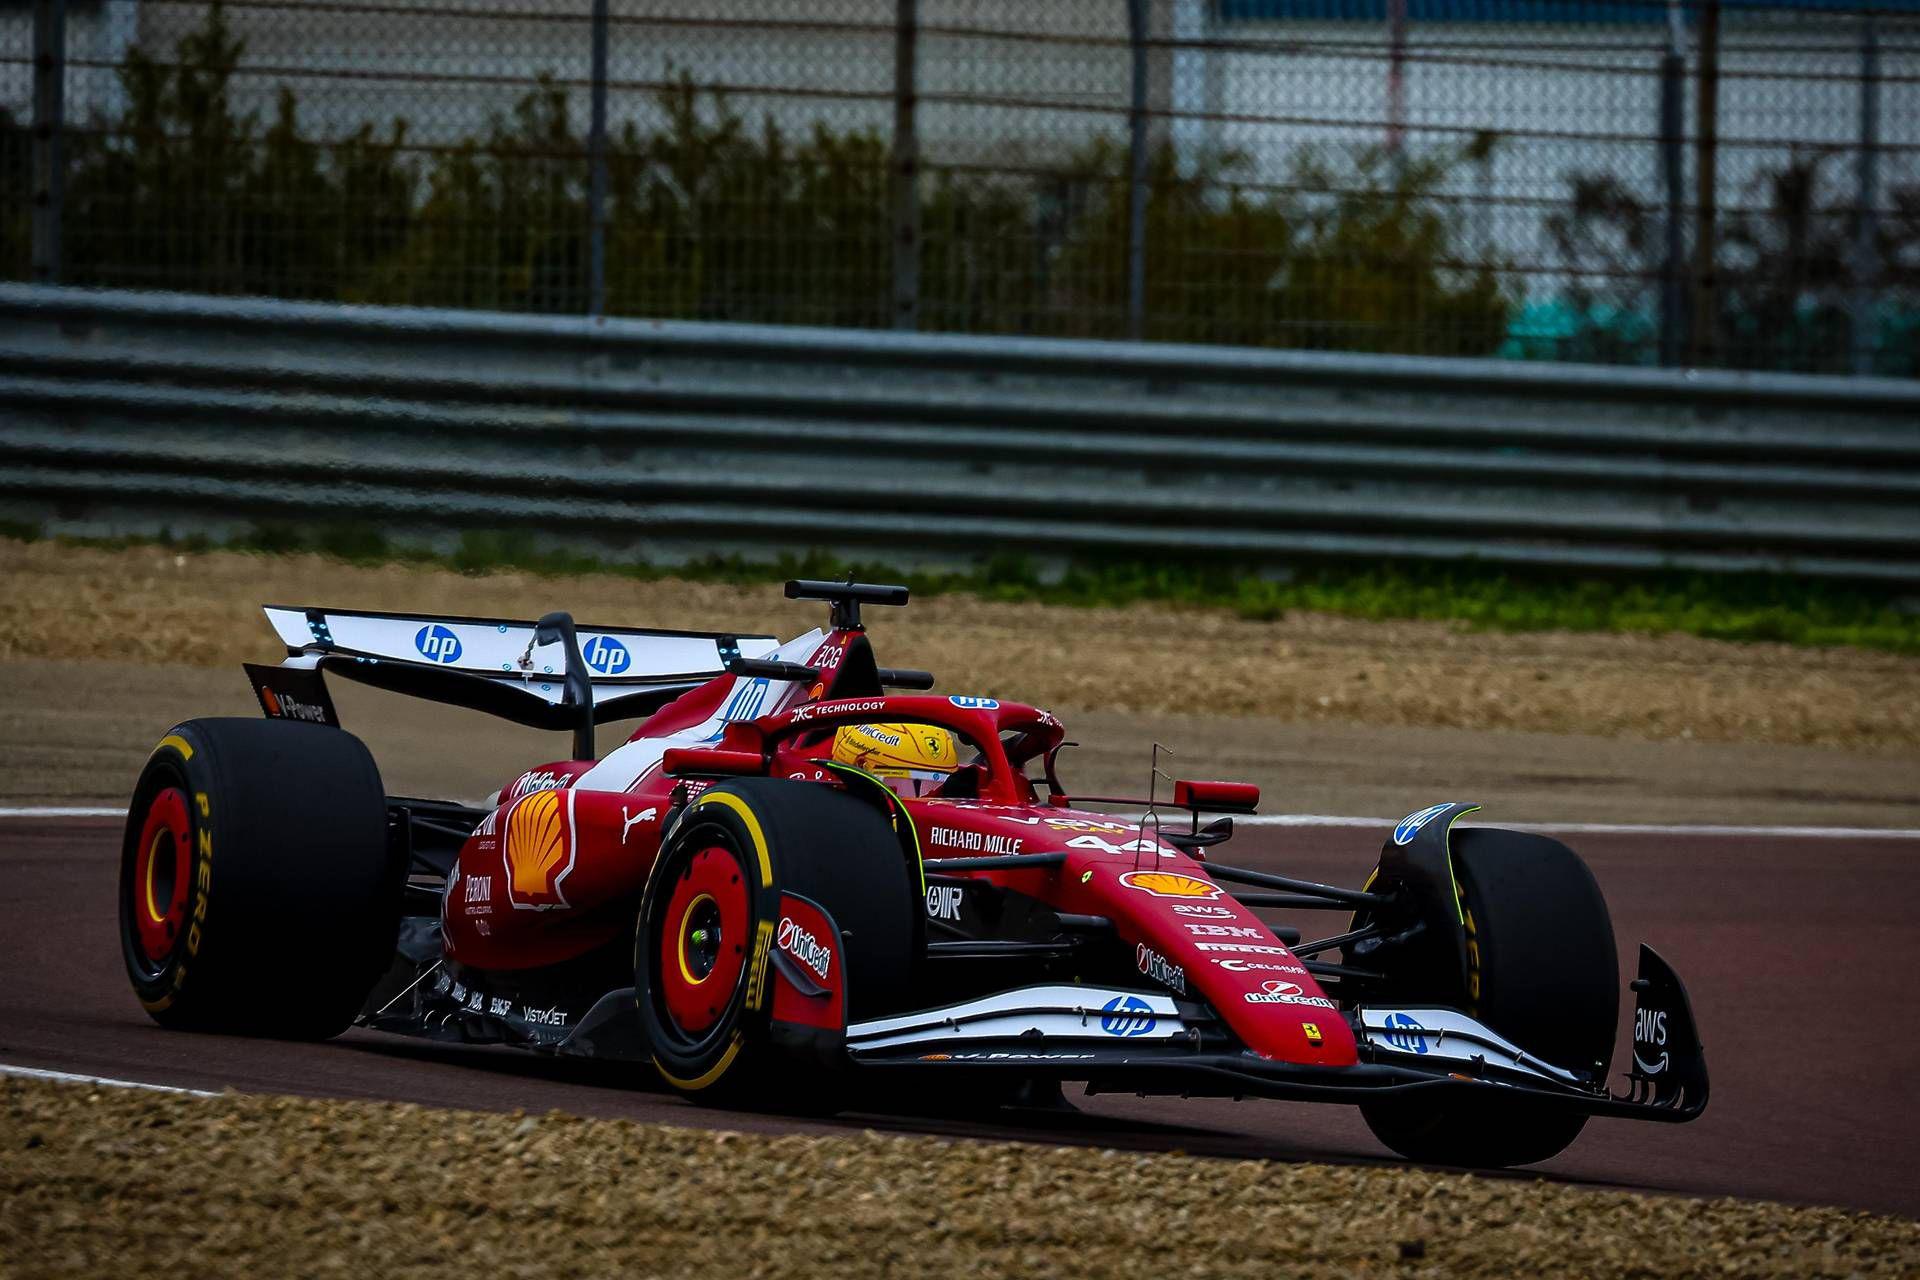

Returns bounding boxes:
[2,1078,1913,1280]
[5,539,1918,753]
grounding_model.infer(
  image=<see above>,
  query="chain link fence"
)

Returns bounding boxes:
[5,0,1918,374]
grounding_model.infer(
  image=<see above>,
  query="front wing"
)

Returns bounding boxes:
[842,945,1707,1125]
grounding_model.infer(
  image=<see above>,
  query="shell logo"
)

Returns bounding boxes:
[504,788,574,910]
[1119,870,1223,900]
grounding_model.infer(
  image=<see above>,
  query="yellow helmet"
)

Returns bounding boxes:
[832,722,958,782]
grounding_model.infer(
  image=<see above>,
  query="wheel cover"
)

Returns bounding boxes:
[658,844,750,1037]
[132,787,191,969]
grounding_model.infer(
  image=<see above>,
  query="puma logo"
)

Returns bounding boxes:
[621,806,656,845]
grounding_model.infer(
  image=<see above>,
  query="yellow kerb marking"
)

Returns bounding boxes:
[693,792,773,888]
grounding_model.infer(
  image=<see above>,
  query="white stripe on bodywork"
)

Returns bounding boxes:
[573,628,826,794]
[846,985,1183,1051]
[1356,1006,1584,1086]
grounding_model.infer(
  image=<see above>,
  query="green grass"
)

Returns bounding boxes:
[17,523,1920,656]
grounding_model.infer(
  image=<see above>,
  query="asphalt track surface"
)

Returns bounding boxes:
[5,816,1916,1219]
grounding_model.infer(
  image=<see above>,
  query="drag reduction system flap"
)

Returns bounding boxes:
[258,604,779,733]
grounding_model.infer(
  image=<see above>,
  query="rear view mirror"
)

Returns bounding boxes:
[1172,779,1259,813]
[662,748,764,778]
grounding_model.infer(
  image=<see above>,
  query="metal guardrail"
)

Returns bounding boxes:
[3,283,1918,582]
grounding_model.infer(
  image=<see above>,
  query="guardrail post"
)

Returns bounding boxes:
[1126,0,1149,341]
[1850,12,1880,377]
[586,0,610,318]
[30,0,66,286]
[890,0,920,331]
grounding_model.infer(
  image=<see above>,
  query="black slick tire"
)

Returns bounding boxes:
[119,718,400,1039]
[1359,828,1618,1168]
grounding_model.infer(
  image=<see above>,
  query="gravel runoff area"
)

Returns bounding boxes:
[4,539,1919,753]
[3,1078,1915,1279]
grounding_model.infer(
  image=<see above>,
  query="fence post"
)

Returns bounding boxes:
[586,0,610,318]
[30,0,66,286]
[1126,0,1149,340]
[1851,12,1880,377]
[1659,1,1686,367]
[1386,0,1407,153]
[890,0,920,331]
[1690,0,1720,366]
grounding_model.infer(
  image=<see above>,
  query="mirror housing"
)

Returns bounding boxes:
[1172,779,1260,814]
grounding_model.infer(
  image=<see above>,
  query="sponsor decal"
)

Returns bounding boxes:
[510,769,569,799]
[503,789,575,910]
[1135,944,1186,994]
[1633,1007,1670,1075]
[1382,1011,1430,1053]
[807,643,846,668]
[1099,994,1158,1037]
[1302,1022,1324,1047]
[489,996,512,1017]
[581,635,631,675]
[1213,957,1306,974]
[744,919,775,1011]
[929,827,1024,855]
[1119,871,1223,900]
[925,884,964,922]
[947,1051,1095,1062]
[1043,818,1133,834]
[260,685,329,724]
[474,919,491,937]
[710,677,773,735]
[776,915,833,981]
[463,875,492,905]
[1243,979,1337,1009]
[1393,802,1454,847]
[1172,903,1236,918]
[1193,942,1296,955]
[948,696,999,710]
[474,808,498,838]
[520,1003,569,1027]
[1184,923,1261,938]
[466,990,484,1012]
[788,698,885,724]
[414,623,463,664]
[620,805,656,845]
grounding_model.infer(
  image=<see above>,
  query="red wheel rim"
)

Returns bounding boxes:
[658,844,750,1037]
[132,787,191,966]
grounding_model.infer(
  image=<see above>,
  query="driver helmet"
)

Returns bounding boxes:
[832,722,957,786]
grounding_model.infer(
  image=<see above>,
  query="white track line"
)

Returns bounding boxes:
[0,806,124,817]
[3,805,1915,840]
[0,1062,218,1097]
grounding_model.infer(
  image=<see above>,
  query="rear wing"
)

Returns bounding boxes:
[258,605,778,735]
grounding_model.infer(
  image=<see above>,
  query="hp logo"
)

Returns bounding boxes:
[581,636,631,675]
[1382,1012,1429,1054]
[1099,994,1157,1038]
[414,624,463,664]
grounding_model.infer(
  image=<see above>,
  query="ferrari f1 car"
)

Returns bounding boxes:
[120,580,1706,1167]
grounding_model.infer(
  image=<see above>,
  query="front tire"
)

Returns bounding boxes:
[119,718,400,1039]
[635,778,917,1106]
[1358,828,1618,1168]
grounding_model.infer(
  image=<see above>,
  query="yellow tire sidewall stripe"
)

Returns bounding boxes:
[691,791,774,889]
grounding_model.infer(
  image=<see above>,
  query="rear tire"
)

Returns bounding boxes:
[635,778,917,1107]
[1359,828,1617,1168]
[119,719,400,1039]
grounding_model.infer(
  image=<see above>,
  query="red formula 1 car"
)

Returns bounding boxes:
[119,580,1706,1167]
